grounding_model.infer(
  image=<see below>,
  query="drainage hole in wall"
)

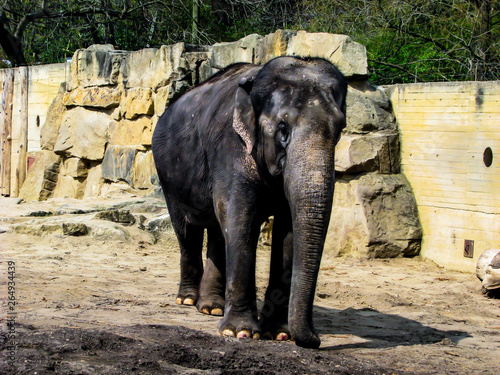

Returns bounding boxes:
[483,147,493,167]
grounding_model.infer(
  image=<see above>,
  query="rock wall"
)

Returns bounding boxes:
[20,30,422,258]
[325,79,422,259]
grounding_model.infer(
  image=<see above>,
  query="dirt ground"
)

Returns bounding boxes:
[1,196,499,374]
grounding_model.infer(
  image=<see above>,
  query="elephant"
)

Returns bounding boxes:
[152,56,347,349]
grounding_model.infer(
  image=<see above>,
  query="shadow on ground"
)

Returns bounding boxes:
[313,306,470,351]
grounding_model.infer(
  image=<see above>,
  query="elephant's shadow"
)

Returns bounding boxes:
[311,305,471,350]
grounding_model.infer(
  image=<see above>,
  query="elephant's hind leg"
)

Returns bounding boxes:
[197,225,226,316]
[176,223,204,305]
[168,200,204,306]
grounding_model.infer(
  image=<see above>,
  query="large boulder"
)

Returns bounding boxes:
[123,48,158,89]
[147,213,173,243]
[254,30,295,65]
[101,145,137,186]
[206,30,369,79]
[209,34,263,70]
[40,83,67,151]
[67,45,126,89]
[150,43,187,90]
[184,50,210,86]
[325,173,422,258]
[94,209,136,226]
[54,107,111,160]
[335,133,400,174]
[133,151,157,190]
[62,157,88,178]
[121,88,154,119]
[154,85,172,117]
[19,151,61,201]
[286,31,369,78]
[52,158,88,199]
[63,86,121,109]
[83,163,103,198]
[108,117,152,148]
[346,82,396,133]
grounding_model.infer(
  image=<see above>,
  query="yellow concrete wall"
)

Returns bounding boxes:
[26,63,68,151]
[1,63,67,195]
[388,81,500,272]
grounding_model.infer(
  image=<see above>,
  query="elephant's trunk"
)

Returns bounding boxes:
[285,133,336,349]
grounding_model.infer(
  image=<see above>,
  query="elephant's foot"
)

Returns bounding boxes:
[260,320,291,341]
[259,304,291,341]
[196,295,225,316]
[261,326,291,341]
[218,311,260,339]
[176,287,199,306]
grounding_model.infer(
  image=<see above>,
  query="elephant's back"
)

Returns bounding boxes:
[151,63,260,214]
[152,63,258,155]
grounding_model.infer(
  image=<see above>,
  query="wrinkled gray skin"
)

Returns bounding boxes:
[152,56,347,348]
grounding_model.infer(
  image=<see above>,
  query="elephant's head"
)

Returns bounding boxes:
[233,57,347,348]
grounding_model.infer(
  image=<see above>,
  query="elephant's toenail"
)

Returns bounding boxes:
[252,332,261,340]
[183,298,195,306]
[276,332,289,341]
[222,329,235,337]
[211,308,223,316]
[176,298,183,305]
[237,330,250,338]
[201,307,210,314]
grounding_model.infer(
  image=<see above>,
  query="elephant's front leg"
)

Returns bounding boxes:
[217,195,261,339]
[260,212,293,341]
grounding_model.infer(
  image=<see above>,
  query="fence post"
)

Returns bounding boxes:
[15,66,29,197]
[1,69,15,197]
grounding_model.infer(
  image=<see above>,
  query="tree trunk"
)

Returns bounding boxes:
[192,0,199,44]
[0,23,27,66]
[472,0,493,80]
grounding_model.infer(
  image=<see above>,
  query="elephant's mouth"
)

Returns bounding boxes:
[275,152,287,175]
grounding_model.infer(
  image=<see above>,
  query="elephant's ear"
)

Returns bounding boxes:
[233,77,256,155]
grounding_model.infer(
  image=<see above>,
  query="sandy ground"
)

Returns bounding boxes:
[0,196,499,374]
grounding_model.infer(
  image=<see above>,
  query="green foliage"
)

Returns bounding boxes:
[295,0,500,83]
[1,0,499,83]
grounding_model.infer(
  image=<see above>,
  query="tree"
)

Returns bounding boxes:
[1,0,499,83]
[0,0,198,66]
[296,0,500,83]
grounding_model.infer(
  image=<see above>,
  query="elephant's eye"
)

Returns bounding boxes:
[277,122,290,144]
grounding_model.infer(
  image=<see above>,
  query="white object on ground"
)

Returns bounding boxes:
[476,249,500,290]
